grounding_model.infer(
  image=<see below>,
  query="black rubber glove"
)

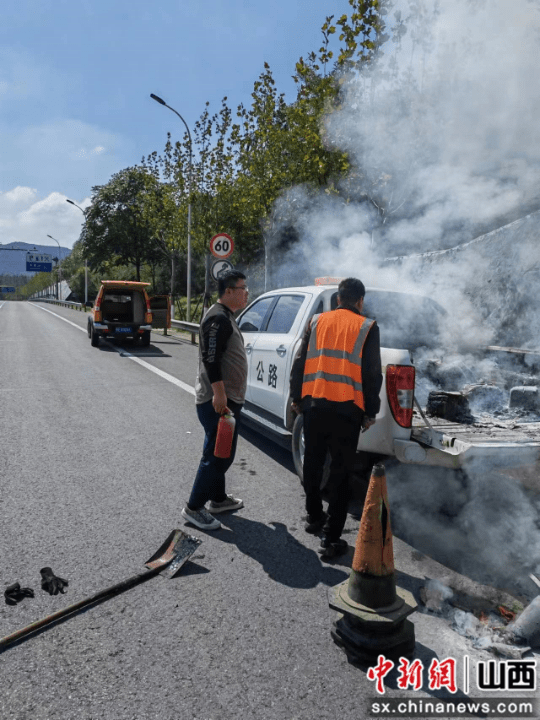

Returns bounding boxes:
[4,582,35,605]
[40,567,69,595]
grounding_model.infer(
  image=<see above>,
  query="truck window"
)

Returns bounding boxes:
[265,295,304,334]
[238,297,275,332]
[312,299,324,317]
[363,291,446,350]
[328,289,445,349]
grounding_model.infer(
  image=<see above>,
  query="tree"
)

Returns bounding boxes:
[81,167,166,281]
[60,239,99,302]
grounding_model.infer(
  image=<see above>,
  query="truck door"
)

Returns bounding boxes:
[237,295,277,402]
[149,295,171,329]
[248,293,311,419]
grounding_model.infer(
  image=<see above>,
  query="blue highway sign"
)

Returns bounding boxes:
[26,252,53,272]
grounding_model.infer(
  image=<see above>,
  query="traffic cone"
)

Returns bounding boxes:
[328,463,417,665]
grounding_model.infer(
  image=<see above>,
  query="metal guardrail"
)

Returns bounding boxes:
[170,319,199,344]
[31,298,87,311]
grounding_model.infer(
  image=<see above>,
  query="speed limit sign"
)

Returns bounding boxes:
[210,233,234,259]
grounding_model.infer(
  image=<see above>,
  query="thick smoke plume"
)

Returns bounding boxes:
[264,1,540,597]
[388,459,540,601]
[329,0,540,254]
[268,0,540,349]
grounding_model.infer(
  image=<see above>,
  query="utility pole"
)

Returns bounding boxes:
[150,93,193,322]
[47,234,62,300]
[66,199,88,305]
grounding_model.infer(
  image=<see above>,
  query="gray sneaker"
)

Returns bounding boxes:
[208,494,244,514]
[181,506,221,530]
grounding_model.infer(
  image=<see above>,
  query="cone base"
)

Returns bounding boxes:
[331,615,416,666]
[329,579,417,623]
[347,571,399,611]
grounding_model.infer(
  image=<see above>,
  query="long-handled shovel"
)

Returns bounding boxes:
[0,529,202,652]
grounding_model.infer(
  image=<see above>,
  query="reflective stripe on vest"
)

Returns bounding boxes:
[301,310,374,409]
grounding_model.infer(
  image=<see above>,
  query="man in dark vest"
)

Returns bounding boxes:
[290,277,382,559]
[182,270,249,531]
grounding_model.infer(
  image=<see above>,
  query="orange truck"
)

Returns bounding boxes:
[87,280,171,347]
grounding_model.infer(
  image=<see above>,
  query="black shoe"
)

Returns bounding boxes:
[318,537,348,559]
[303,512,327,534]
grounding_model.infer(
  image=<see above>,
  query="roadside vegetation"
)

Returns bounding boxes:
[21,1,406,318]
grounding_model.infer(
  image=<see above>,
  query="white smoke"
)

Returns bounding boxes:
[269,0,540,351]
[266,3,540,595]
[388,460,540,599]
[327,0,540,252]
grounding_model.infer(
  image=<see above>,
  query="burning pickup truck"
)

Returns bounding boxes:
[236,278,540,483]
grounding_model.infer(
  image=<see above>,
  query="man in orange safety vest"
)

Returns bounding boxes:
[290,277,382,559]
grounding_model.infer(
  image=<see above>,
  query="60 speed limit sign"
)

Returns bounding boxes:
[210,233,234,259]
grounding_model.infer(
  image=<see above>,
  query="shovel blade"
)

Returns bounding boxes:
[166,533,203,578]
[144,529,202,576]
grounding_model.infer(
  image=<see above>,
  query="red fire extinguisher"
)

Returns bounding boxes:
[214,413,236,459]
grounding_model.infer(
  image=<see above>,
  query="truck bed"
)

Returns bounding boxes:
[413,413,540,444]
[406,411,540,469]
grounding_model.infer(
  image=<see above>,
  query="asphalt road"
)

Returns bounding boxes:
[0,301,538,720]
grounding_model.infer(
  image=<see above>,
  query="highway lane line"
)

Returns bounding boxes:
[113,349,196,395]
[30,302,196,396]
[31,302,88,332]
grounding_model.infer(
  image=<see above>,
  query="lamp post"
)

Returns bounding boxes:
[47,234,62,300]
[66,199,88,305]
[150,93,193,322]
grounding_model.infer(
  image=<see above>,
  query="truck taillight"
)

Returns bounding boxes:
[94,307,102,322]
[386,364,415,428]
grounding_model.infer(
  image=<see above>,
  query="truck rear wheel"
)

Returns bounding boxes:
[90,325,100,347]
[139,331,151,347]
[293,414,388,516]
[291,413,330,488]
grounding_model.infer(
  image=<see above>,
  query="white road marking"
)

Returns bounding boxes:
[30,302,196,396]
[114,347,195,395]
[31,302,87,332]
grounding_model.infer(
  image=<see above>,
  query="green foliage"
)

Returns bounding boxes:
[60,239,99,301]
[81,167,169,281]
[79,2,399,293]
[335,0,392,70]
[16,272,54,299]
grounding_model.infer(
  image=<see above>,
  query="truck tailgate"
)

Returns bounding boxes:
[398,416,540,469]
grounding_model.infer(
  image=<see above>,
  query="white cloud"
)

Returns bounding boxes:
[0,187,90,249]
[0,186,38,207]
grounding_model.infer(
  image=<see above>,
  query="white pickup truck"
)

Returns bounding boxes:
[235,278,540,485]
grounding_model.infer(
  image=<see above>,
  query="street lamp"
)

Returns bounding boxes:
[66,199,89,305]
[150,92,193,322]
[47,234,62,300]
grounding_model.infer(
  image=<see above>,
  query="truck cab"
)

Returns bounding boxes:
[236,280,425,473]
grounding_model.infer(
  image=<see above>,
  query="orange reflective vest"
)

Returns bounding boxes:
[301,309,374,410]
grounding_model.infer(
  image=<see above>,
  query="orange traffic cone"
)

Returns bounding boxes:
[328,463,417,665]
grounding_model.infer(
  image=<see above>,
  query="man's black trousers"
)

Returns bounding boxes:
[302,406,363,542]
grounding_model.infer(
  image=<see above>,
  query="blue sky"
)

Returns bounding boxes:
[0,0,352,250]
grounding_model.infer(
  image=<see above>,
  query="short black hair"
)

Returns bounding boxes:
[337,277,366,306]
[218,270,246,297]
